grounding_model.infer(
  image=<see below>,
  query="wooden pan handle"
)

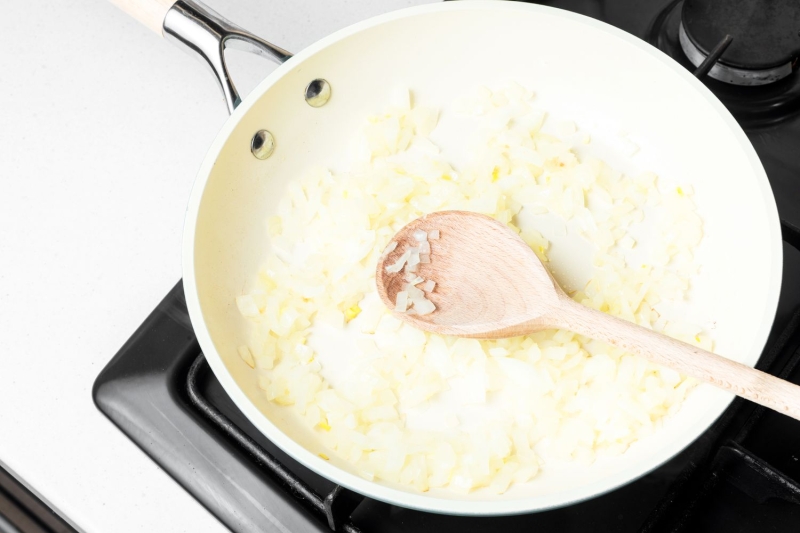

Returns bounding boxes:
[109,0,178,35]
[558,297,800,421]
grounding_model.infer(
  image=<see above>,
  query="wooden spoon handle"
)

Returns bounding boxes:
[109,0,177,34]
[556,298,800,421]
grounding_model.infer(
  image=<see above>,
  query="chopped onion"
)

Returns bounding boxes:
[381,241,398,258]
[237,82,705,496]
[237,345,256,368]
[385,250,411,273]
[405,284,425,300]
[395,291,409,312]
[235,295,260,318]
[413,298,436,316]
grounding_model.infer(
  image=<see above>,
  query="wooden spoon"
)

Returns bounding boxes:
[376,210,800,421]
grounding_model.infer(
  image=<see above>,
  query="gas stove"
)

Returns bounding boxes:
[94,1,800,531]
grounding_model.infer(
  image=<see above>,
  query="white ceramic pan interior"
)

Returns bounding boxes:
[182,1,782,515]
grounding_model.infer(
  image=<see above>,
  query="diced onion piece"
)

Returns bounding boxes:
[422,280,435,292]
[296,343,314,364]
[237,345,255,368]
[428,229,440,240]
[381,241,398,258]
[419,254,431,264]
[406,284,425,300]
[619,235,636,249]
[414,298,436,316]
[236,295,260,318]
[386,250,411,273]
[419,241,431,254]
[413,229,428,242]
[395,291,409,312]
[489,347,509,358]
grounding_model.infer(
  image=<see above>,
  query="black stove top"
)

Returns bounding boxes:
[94,1,800,531]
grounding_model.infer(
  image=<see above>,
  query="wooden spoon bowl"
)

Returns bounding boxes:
[376,211,564,338]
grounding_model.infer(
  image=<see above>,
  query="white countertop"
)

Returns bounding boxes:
[0,1,434,531]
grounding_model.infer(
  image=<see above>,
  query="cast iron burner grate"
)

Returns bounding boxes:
[93,222,800,533]
[186,355,364,533]
[648,0,800,126]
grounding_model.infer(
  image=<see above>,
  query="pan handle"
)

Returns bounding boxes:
[109,0,292,113]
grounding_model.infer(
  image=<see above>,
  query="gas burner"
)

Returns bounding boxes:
[680,0,800,86]
[649,0,800,127]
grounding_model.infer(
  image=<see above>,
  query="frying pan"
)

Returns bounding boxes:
[109,0,782,515]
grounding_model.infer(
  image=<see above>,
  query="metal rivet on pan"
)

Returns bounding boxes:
[251,130,275,160]
[305,79,331,107]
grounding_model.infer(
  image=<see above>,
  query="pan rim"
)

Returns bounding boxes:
[182,0,783,516]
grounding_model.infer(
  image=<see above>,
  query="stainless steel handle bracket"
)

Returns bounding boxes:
[163,0,292,113]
